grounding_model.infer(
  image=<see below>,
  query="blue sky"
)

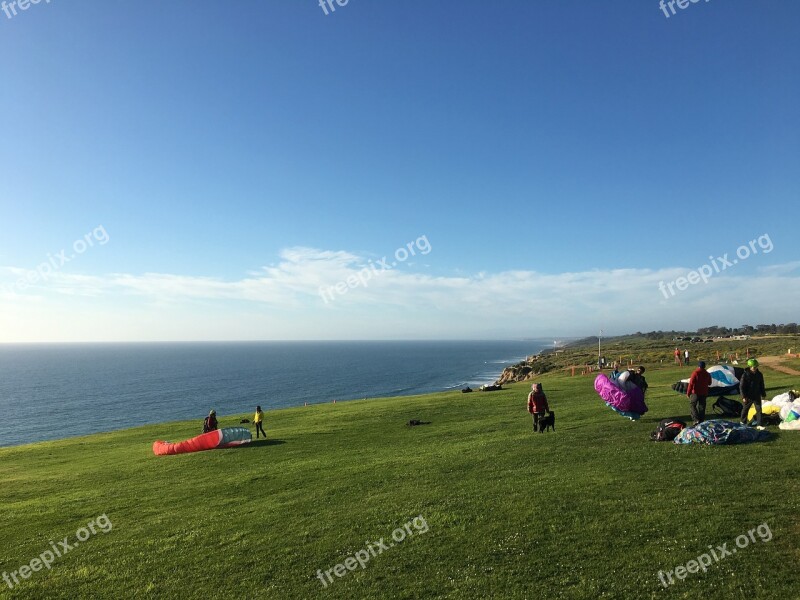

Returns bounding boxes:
[1,0,798,341]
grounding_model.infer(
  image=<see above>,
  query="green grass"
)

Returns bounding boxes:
[777,357,800,372]
[1,364,799,599]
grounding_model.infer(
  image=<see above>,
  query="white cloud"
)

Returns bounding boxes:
[1,249,798,341]
[757,261,800,276]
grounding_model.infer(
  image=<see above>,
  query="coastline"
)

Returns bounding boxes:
[0,385,511,451]
[0,340,546,448]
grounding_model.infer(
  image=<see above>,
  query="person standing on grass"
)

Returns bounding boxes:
[687,361,712,426]
[527,383,549,432]
[684,349,690,364]
[740,359,766,429]
[674,348,682,366]
[254,405,266,439]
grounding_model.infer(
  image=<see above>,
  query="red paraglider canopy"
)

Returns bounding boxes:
[153,427,252,456]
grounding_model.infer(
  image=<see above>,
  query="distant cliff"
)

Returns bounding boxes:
[496,353,560,385]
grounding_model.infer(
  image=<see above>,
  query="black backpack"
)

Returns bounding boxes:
[650,418,687,442]
[712,396,744,417]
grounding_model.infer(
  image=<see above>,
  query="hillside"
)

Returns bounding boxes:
[497,334,800,385]
[1,363,799,599]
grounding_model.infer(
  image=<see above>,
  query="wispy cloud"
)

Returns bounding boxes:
[1,248,798,341]
[757,261,800,276]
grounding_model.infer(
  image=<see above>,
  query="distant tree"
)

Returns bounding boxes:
[699,325,732,337]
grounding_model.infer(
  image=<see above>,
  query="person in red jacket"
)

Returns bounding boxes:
[527,383,549,432]
[687,361,712,426]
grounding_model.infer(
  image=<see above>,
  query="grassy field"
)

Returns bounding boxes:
[776,356,800,373]
[1,363,799,599]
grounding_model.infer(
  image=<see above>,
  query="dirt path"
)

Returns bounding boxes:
[758,355,800,376]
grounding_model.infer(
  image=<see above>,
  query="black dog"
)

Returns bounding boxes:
[240,419,250,424]
[407,419,431,427]
[538,411,555,433]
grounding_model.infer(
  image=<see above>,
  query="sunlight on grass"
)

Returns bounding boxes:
[1,362,798,599]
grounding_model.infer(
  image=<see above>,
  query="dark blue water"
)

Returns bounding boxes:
[0,340,547,447]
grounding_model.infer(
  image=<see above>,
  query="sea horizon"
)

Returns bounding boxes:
[0,337,563,345]
[0,339,557,448]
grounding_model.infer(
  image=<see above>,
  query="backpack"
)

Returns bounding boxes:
[650,418,687,442]
[712,396,744,417]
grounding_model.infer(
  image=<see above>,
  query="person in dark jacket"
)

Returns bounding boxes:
[629,366,648,396]
[740,359,766,428]
[203,410,219,433]
[687,361,712,425]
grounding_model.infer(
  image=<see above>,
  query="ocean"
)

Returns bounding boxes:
[0,340,548,447]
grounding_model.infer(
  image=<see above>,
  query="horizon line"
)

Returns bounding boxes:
[0,337,582,345]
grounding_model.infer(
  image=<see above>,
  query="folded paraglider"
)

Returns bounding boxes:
[153,426,252,456]
[673,420,769,445]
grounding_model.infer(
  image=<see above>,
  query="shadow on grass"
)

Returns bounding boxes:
[239,439,286,449]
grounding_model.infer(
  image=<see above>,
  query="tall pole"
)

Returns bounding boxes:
[598,329,603,368]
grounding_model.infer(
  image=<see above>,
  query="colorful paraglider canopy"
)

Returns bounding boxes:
[671,365,744,396]
[673,420,769,445]
[153,426,252,456]
[594,373,648,420]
